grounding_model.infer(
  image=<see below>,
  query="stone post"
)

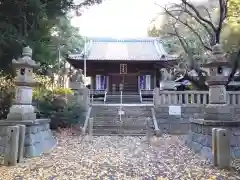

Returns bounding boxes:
[153,88,160,106]
[145,117,152,142]
[87,117,93,142]
[17,124,26,163]
[212,128,231,169]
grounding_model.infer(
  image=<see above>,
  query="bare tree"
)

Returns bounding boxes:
[152,0,240,89]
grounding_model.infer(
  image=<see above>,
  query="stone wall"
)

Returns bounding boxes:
[184,124,240,160]
[154,104,240,134]
[0,119,56,159]
[154,105,205,134]
[234,107,240,119]
[24,120,56,157]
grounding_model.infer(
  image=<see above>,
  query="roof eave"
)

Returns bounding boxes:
[66,58,178,61]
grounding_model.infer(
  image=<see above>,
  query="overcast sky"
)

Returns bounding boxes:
[71,0,203,38]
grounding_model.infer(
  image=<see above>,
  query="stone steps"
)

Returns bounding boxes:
[89,106,154,136]
[93,129,149,136]
[105,95,141,103]
[93,125,151,129]
[92,133,147,136]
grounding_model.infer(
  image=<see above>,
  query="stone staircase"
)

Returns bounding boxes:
[105,94,141,103]
[89,105,154,136]
[142,94,153,103]
[105,95,120,103]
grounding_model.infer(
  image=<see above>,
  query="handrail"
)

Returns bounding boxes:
[104,89,107,104]
[151,108,160,132]
[82,107,92,134]
[120,91,123,122]
[139,89,143,103]
[120,90,123,105]
[91,94,93,104]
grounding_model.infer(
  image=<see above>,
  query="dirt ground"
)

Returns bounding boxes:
[0,133,240,180]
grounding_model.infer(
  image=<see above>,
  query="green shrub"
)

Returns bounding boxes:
[0,71,86,129]
[50,102,86,129]
[0,72,15,119]
[52,88,73,96]
[34,87,86,129]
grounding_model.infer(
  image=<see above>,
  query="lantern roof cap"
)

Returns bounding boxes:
[12,46,40,68]
[201,43,229,67]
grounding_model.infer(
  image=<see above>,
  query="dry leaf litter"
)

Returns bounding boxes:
[0,132,240,180]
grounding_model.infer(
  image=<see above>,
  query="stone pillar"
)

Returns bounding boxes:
[185,44,240,162]
[153,88,160,106]
[155,68,160,88]
[0,47,56,158]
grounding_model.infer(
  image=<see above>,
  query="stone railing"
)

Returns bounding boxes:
[153,89,240,105]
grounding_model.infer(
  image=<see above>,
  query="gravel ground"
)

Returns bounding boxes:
[0,133,240,180]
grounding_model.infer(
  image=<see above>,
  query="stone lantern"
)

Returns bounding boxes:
[8,46,39,120]
[0,47,56,158]
[186,44,240,161]
[201,44,233,121]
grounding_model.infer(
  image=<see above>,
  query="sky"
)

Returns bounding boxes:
[71,0,181,38]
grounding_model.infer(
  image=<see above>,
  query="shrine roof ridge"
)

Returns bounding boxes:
[67,36,178,62]
[88,37,163,43]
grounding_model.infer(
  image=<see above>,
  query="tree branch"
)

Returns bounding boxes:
[226,49,240,85]
[181,0,217,32]
[155,4,212,51]
[203,6,212,22]
[162,3,216,45]
[216,0,227,43]
[167,7,212,51]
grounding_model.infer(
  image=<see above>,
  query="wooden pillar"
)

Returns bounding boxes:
[155,68,160,88]
[92,75,95,90]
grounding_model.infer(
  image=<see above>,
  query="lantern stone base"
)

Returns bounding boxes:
[0,118,57,157]
[7,112,36,121]
[184,119,240,161]
[203,104,234,121]
[7,105,36,120]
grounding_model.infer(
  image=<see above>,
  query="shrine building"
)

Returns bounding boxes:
[66,37,177,95]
